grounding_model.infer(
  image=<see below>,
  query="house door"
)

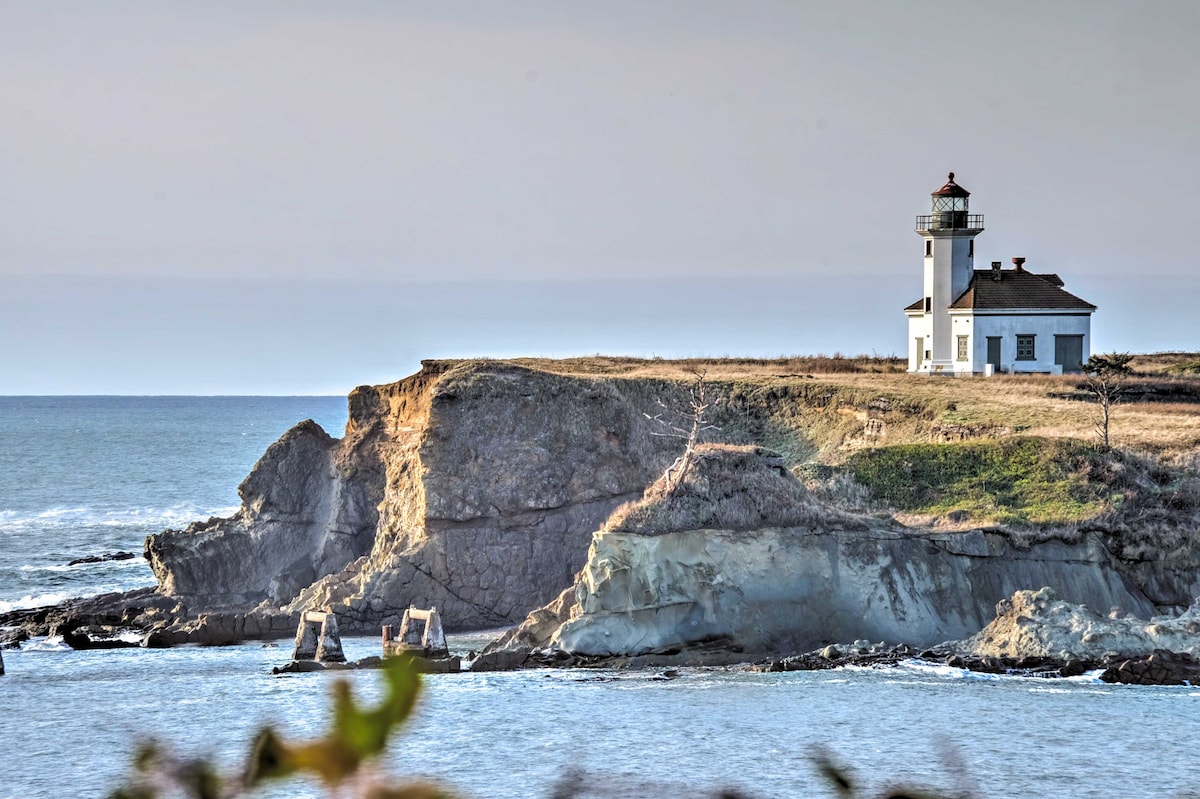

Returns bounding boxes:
[986,337,1001,370]
[1054,335,1084,373]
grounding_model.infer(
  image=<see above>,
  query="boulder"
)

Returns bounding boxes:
[957,587,1200,663]
[1100,650,1200,686]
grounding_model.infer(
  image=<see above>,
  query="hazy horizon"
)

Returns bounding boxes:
[3,2,1197,393]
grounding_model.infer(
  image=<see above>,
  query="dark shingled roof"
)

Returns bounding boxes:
[903,269,1096,313]
[949,269,1096,311]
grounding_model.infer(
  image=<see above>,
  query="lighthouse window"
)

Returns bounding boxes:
[969,240,974,258]
[925,240,932,257]
[1016,335,1036,361]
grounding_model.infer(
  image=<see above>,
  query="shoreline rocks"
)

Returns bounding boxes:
[67,551,137,566]
[475,587,1200,686]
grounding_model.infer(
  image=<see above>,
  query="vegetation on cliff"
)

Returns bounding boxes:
[604,443,843,535]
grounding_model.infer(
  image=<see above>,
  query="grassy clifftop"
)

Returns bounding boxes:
[442,353,1200,536]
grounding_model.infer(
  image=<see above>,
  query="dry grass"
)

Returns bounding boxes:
[604,443,849,535]
[503,354,906,379]
[1129,351,1200,374]
[422,355,1200,460]
[416,355,1200,478]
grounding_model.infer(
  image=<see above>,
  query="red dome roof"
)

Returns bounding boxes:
[932,172,970,197]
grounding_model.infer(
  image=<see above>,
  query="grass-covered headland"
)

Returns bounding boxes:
[512,351,1200,541]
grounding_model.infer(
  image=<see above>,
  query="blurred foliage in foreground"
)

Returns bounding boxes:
[108,657,453,799]
[108,657,970,799]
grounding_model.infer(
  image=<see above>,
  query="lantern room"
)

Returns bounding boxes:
[919,172,981,231]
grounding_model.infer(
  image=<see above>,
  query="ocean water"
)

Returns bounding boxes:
[0,396,348,611]
[3,397,1200,799]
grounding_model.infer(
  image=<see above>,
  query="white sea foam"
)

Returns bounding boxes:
[20,557,149,574]
[0,504,238,532]
[0,577,155,612]
[0,591,75,613]
[22,635,70,652]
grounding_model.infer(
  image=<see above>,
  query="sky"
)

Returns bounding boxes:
[2,1,1197,394]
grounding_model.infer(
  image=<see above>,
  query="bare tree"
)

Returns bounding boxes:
[644,369,721,490]
[1081,352,1133,448]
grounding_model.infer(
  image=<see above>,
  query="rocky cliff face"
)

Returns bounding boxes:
[539,525,1160,657]
[27,360,1196,652]
[476,446,1198,666]
[143,361,680,633]
[145,418,380,607]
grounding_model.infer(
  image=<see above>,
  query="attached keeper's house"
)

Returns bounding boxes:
[905,173,1096,375]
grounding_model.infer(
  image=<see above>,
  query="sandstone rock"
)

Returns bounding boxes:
[141,362,682,636]
[957,587,1200,663]
[472,446,1173,663]
[534,525,1161,658]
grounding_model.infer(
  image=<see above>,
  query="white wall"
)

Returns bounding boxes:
[906,313,933,371]
[964,311,1091,374]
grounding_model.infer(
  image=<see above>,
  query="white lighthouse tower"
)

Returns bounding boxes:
[910,172,984,372]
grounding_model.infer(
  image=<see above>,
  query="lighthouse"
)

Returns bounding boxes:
[904,173,1096,375]
[912,173,984,372]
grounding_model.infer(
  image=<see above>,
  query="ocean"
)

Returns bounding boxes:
[2,397,1199,799]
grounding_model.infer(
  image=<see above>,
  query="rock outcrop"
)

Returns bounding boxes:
[9,359,1200,652]
[957,586,1200,662]
[134,361,681,639]
[477,447,1183,666]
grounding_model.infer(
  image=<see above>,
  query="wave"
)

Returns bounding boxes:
[0,591,77,613]
[0,504,239,532]
[0,577,156,613]
[21,635,71,652]
[19,557,149,574]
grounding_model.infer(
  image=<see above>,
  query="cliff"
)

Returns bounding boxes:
[9,356,1199,652]
[143,360,682,634]
[474,445,1200,667]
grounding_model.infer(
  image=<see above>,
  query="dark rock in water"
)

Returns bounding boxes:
[67,552,137,566]
[61,626,141,650]
[1099,650,1200,686]
[751,642,913,673]
[0,587,175,643]
[271,654,453,675]
[470,646,533,672]
[0,647,5,675]
[1,628,30,649]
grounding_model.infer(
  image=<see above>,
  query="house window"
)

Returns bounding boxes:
[924,296,932,312]
[1016,334,1036,361]
[925,240,932,257]
[957,335,969,361]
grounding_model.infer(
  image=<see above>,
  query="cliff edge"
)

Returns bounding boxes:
[474,445,1199,668]
[140,360,681,638]
[7,357,1199,652]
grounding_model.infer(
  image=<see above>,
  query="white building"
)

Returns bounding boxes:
[905,173,1096,375]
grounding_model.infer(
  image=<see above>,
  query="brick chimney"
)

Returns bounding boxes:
[991,261,1002,281]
